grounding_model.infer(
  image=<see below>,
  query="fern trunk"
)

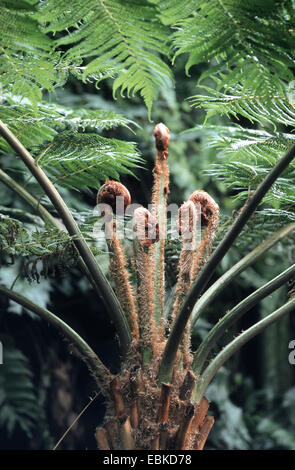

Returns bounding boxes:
[95,367,213,450]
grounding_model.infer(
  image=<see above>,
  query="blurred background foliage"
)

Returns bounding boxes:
[0,0,295,450]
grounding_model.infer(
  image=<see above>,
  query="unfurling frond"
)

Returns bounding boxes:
[97,181,132,212]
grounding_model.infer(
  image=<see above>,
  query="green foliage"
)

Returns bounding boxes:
[170,1,295,244]
[0,95,141,189]
[0,0,63,107]
[190,84,295,127]
[38,0,173,116]
[1,0,295,451]
[186,125,295,207]
[170,0,295,96]
[36,132,142,189]
[0,336,38,438]
[1,0,173,115]
[0,215,81,282]
[0,97,136,152]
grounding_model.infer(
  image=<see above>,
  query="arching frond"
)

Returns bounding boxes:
[37,0,173,116]
[190,84,295,128]
[169,0,295,98]
[34,133,142,190]
[0,95,137,152]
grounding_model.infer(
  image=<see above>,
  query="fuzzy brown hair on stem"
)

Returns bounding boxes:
[134,206,159,247]
[97,181,138,340]
[107,221,139,342]
[151,123,170,334]
[174,202,197,312]
[188,190,219,281]
[172,201,198,369]
[133,207,159,365]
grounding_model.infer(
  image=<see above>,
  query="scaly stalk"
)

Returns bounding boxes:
[175,404,195,450]
[194,416,215,450]
[0,119,131,357]
[151,123,170,331]
[193,296,295,403]
[188,190,219,281]
[107,222,139,341]
[133,207,159,365]
[192,262,295,375]
[158,142,295,384]
[172,201,198,321]
[97,181,139,341]
[172,201,198,368]
[95,428,110,450]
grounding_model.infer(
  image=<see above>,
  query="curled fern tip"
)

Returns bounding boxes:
[153,123,170,154]
[97,181,131,211]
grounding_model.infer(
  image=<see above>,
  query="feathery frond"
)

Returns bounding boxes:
[190,83,295,128]
[34,133,142,189]
[0,0,63,107]
[170,0,295,97]
[0,96,137,152]
[37,0,173,116]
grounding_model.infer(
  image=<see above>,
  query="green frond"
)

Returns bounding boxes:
[170,0,295,94]
[0,1,64,108]
[37,0,173,116]
[190,84,295,127]
[33,132,142,189]
[0,215,82,280]
[154,0,198,25]
[0,96,137,153]
[201,125,295,206]
[0,97,142,188]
